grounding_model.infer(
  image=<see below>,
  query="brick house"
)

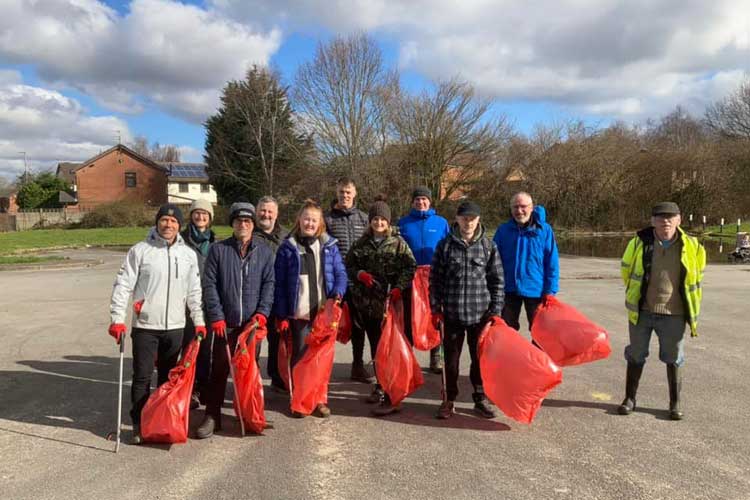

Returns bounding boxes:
[56,144,168,210]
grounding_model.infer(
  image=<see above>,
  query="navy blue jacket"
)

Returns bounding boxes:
[398,208,450,266]
[492,205,560,297]
[273,233,348,319]
[203,236,275,327]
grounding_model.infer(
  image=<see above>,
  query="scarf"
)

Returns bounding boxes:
[189,223,212,256]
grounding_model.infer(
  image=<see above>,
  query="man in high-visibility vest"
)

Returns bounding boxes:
[619,202,705,420]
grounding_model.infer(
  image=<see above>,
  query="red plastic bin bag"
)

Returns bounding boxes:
[232,325,267,434]
[479,320,562,424]
[411,265,441,351]
[290,299,341,415]
[140,336,201,443]
[375,298,424,406]
[337,301,352,344]
[531,296,611,367]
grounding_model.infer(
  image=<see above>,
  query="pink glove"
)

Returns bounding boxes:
[108,323,126,343]
[133,300,144,316]
[211,320,227,338]
[357,270,375,288]
[276,318,290,333]
[389,288,402,301]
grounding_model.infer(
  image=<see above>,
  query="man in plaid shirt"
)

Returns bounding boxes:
[430,200,504,419]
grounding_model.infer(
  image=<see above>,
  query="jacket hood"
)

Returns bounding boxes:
[408,207,436,219]
[533,205,547,224]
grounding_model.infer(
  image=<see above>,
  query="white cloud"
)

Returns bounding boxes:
[215,0,750,120]
[0,75,133,179]
[0,0,281,122]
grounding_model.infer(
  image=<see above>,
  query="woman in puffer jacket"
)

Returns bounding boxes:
[273,199,348,418]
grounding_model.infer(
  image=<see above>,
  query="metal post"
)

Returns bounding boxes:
[738,219,742,233]
[702,215,706,232]
[720,218,725,233]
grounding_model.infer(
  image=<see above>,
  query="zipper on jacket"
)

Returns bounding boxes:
[166,245,171,330]
[175,256,179,279]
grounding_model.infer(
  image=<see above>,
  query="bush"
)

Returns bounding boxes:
[80,202,154,228]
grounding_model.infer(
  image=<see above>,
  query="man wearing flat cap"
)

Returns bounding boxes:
[619,201,705,420]
[198,201,275,438]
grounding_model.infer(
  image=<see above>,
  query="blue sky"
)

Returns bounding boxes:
[0,0,747,180]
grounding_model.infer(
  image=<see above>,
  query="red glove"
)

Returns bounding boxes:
[431,313,444,330]
[133,299,144,316]
[251,313,267,329]
[211,320,227,338]
[276,318,290,333]
[108,323,126,343]
[487,315,503,326]
[357,270,375,288]
[389,288,402,301]
[194,325,207,339]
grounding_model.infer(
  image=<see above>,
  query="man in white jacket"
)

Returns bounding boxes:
[109,204,206,444]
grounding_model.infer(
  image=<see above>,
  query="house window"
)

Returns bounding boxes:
[125,172,137,188]
[178,182,189,193]
[200,183,210,193]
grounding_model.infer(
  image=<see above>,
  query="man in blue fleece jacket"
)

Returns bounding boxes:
[493,192,559,331]
[398,186,449,372]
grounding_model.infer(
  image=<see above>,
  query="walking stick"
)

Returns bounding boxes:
[438,321,448,406]
[114,334,125,453]
[225,336,245,437]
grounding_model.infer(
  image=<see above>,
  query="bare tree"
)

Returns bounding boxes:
[129,136,181,162]
[293,33,398,177]
[389,78,514,204]
[705,77,750,139]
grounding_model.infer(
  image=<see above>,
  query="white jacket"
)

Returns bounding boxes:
[110,228,204,330]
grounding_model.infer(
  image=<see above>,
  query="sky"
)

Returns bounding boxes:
[0,0,748,181]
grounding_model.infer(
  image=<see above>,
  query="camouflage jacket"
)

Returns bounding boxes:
[345,227,417,321]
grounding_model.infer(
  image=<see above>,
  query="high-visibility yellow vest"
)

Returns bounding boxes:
[621,227,706,337]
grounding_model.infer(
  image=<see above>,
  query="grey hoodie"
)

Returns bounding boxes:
[110,227,204,329]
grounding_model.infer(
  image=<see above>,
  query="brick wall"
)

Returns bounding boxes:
[76,149,167,209]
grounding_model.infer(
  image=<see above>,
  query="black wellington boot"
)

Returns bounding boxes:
[618,362,645,415]
[666,364,683,420]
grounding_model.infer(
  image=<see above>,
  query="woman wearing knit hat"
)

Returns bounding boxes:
[345,195,417,416]
[180,199,216,409]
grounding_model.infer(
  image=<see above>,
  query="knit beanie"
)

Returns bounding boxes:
[228,202,256,225]
[412,186,432,202]
[368,195,392,224]
[155,203,184,227]
[189,198,214,220]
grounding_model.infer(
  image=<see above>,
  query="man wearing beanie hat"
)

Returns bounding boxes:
[430,199,504,420]
[109,203,205,444]
[324,177,372,383]
[180,199,217,409]
[198,199,275,438]
[398,186,449,372]
[618,201,705,420]
[493,192,559,335]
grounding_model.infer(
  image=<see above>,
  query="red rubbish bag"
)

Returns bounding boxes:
[278,330,291,390]
[231,324,267,434]
[375,298,424,406]
[290,299,341,415]
[479,320,562,424]
[531,296,611,367]
[337,302,352,344]
[411,265,441,351]
[140,336,201,443]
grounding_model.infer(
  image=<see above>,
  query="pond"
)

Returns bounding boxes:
[557,235,739,264]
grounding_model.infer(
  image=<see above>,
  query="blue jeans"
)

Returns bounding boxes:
[624,311,686,366]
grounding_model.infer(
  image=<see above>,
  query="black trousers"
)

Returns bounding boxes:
[130,327,183,424]
[501,292,543,331]
[442,321,484,402]
[346,291,366,364]
[266,316,283,384]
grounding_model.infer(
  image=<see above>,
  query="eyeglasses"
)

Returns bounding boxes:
[234,218,254,226]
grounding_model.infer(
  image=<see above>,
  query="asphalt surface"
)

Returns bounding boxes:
[1,249,748,500]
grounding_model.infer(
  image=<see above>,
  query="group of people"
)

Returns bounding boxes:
[108,176,705,444]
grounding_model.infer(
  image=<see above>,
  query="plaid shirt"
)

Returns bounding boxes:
[430,224,504,326]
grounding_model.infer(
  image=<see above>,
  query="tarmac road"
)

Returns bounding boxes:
[0,249,748,500]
